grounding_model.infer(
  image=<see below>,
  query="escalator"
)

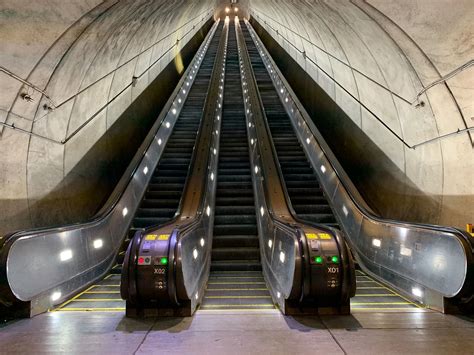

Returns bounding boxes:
[240,24,419,312]
[201,21,274,311]
[53,22,224,312]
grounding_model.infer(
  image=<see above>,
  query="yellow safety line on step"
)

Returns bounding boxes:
[200,304,274,308]
[85,291,121,294]
[71,298,124,302]
[51,285,95,311]
[351,302,411,305]
[353,294,398,297]
[208,282,266,285]
[351,307,425,311]
[367,278,424,308]
[205,296,271,299]
[206,288,268,291]
[210,276,264,279]
[357,280,376,284]
[91,284,121,287]
[356,287,385,289]
[55,308,125,312]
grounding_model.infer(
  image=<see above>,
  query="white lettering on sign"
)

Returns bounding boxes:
[154,268,165,274]
[328,267,339,274]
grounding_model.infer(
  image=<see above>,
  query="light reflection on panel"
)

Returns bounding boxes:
[3,18,218,307]
[244,19,470,307]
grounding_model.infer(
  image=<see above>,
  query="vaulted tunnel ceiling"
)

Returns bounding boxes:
[0,0,472,235]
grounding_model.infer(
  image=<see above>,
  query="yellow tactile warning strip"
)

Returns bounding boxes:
[52,274,125,312]
[351,270,426,312]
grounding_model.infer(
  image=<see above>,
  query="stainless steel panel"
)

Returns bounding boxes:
[2,19,218,309]
[244,20,471,309]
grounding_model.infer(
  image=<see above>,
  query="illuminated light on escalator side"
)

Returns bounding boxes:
[51,292,62,302]
[122,207,128,217]
[276,291,281,298]
[268,240,272,248]
[200,238,205,247]
[158,138,162,146]
[254,166,259,174]
[206,206,211,216]
[138,257,145,265]
[93,239,103,249]
[342,205,348,217]
[59,249,73,262]
[260,206,265,216]
[320,165,326,173]
[306,137,310,144]
[193,249,198,259]
[172,108,177,115]
[400,246,412,257]
[331,256,339,263]
[372,238,381,248]
[279,251,285,263]
[412,287,423,298]
[165,122,170,128]
[314,256,323,264]
[143,166,149,175]
[210,172,214,181]
[160,257,168,265]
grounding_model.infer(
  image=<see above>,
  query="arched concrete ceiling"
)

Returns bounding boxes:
[244,0,473,227]
[0,0,472,234]
[0,0,215,234]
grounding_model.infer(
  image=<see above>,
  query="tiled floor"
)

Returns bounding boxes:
[1,309,472,354]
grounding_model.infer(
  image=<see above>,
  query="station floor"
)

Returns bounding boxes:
[1,308,473,354]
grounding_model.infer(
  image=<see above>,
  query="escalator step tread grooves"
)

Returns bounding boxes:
[202,22,274,311]
[241,24,339,228]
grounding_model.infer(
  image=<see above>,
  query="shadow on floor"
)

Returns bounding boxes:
[116,315,193,333]
[284,314,362,332]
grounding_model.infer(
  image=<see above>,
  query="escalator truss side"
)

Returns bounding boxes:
[243,19,473,314]
[121,21,229,317]
[236,18,355,315]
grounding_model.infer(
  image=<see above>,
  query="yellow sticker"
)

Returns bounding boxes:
[306,233,318,239]
[158,234,170,240]
[145,235,157,240]
[318,233,332,240]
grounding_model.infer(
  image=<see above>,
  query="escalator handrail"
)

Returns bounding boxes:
[0,21,219,306]
[244,20,472,305]
[0,20,219,247]
[133,20,228,305]
[236,19,309,302]
[240,22,355,303]
[243,19,473,249]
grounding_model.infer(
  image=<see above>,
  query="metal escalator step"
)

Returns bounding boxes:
[213,224,258,236]
[212,235,259,248]
[212,247,260,261]
[214,214,256,225]
[210,260,262,272]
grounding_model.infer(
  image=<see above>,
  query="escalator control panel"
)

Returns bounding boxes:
[136,234,170,299]
[306,232,341,296]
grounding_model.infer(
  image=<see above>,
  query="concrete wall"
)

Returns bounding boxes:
[0,0,472,234]
[246,0,473,228]
[0,0,214,235]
